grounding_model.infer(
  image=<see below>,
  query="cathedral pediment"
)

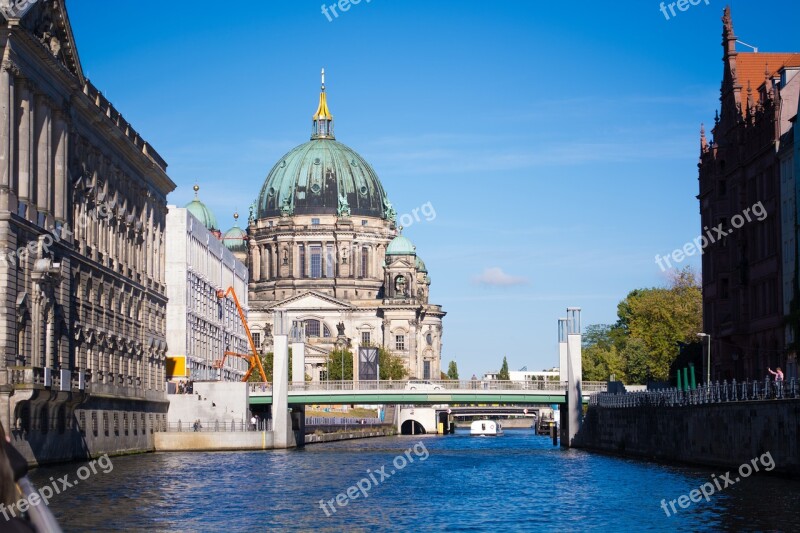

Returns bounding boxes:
[268,291,356,311]
[386,258,415,269]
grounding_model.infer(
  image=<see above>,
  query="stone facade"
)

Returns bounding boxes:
[698,8,800,381]
[165,207,249,382]
[0,1,174,463]
[246,75,445,381]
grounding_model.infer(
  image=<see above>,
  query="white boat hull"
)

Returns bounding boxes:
[470,420,504,436]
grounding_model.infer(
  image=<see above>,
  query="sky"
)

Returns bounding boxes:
[65,0,799,378]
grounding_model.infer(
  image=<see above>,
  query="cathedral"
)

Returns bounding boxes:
[238,72,446,381]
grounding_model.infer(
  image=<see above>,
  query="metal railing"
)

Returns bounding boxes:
[305,416,383,426]
[160,419,272,433]
[591,378,799,408]
[248,380,607,394]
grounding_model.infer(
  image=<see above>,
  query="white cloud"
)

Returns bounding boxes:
[472,267,528,287]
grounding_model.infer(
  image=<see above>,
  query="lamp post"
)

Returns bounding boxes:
[698,333,711,384]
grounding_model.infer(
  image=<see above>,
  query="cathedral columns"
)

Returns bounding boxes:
[17,78,34,219]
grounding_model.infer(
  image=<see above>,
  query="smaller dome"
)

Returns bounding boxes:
[185,185,218,231]
[223,213,248,252]
[386,235,416,256]
[415,257,428,273]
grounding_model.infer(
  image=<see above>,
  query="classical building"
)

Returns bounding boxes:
[246,72,445,381]
[0,1,174,463]
[698,7,800,381]
[165,187,250,383]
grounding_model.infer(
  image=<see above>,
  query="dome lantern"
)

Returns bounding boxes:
[312,68,334,140]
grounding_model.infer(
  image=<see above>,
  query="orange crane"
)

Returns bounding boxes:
[214,286,269,383]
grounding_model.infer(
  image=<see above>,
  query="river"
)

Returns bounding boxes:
[27,429,800,531]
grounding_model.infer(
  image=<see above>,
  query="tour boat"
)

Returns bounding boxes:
[470,419,504,436]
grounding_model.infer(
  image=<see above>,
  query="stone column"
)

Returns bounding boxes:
[0,62,17,211]
[17,79,33,218]
[53,109,68,223]
[35,95,52,223]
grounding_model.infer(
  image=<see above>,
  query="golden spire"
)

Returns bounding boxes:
[312,68,334,139]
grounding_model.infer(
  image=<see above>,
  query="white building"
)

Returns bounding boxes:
[245,74,445,381]
[165,192,250,382]
[483,369,560,382]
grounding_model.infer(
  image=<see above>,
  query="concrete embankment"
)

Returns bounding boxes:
[305,427,395,444]
[155,431,274,451]
[574,400,800,476]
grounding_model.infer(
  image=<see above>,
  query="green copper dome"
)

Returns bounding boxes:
[386,235,416,256]
[255,75,395,220]
[223,213,248,252]
[185,185,218,230]
[415,257,428,272]
[256,139,390,219]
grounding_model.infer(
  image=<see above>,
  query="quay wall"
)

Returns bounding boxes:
[305,427,395,444]
[155,431,274,452]
[573,400,800,476]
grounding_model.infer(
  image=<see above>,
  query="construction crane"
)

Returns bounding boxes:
[214,286,269,383]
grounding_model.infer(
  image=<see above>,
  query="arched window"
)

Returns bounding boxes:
[305,319,321,338]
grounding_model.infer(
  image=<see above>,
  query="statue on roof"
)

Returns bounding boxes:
[383,197,396,221]
[337,189,351,218]
[280,195,293,217]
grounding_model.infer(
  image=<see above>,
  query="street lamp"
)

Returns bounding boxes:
[697,333,711,384]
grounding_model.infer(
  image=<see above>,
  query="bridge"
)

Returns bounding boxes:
[248,380,607,406]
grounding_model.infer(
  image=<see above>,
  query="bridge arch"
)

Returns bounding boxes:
[400,419,426,435]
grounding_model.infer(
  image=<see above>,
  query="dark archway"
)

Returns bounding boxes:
[400,419,426,435]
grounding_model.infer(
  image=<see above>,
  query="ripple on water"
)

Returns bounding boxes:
[26,430,800,532]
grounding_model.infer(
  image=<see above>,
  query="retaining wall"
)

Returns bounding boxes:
[574,399,800,476]
[154,431,274,452]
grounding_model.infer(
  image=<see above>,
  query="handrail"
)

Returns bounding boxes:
[590,378,798,408]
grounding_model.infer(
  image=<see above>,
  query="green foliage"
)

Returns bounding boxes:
[446,360,459,380]
[581,267,702,383]
[498,356,510,381]
[245,347,294,383]
[378,347,407,380]
[326,349,354,380]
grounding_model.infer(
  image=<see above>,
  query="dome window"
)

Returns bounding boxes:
[311,183,321,193]
[359,185,368,196]
[314,158,321,165]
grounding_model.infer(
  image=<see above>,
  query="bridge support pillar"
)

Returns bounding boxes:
[291,341,305,384]
[558,318,568,382]
[563,308,583,448]
[273,332,294,449]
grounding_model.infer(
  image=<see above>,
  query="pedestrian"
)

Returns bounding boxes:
[250,415,257,431]
[768,367,784,382]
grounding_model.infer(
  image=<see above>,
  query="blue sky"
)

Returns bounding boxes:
[66,0,799,377]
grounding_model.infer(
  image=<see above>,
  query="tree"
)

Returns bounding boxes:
[326,349,353,380]
[247,348,294,383]
[581,267,702,383]
[378,347,407,380]
[446,360,459,380]
[498,356,510,381]
[582,325,627,382]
